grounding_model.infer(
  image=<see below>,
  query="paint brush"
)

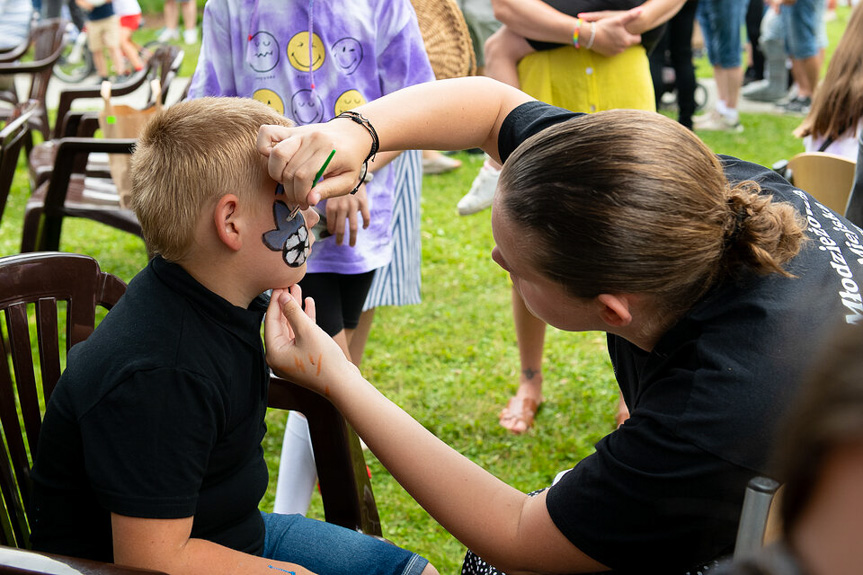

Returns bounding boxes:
[290,149,336,218]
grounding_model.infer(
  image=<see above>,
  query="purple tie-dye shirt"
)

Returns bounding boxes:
[188,0,434,274]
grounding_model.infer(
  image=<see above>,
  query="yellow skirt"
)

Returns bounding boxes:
[518,44,656,113]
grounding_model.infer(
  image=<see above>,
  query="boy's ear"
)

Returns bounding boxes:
[596,294,633,328]
[214,194,242,251]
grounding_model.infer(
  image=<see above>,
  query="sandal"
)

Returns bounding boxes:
[499,396,540,434]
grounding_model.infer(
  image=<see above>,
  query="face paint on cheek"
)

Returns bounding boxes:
[262,200,311,268]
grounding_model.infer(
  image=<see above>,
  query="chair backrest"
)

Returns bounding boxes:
[0,252,127,549]
[52,44,183,140]
[0,103,36,225]
[786,151,857,215]
[148,44,184,106]
[843,134,863,228]
[0,19,66,143]
[21,19,66,106]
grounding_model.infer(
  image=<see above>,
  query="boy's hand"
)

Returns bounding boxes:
[326,183,370,247]
[257,124,368,209]
[576,8,642,56]
[265,286,359,394]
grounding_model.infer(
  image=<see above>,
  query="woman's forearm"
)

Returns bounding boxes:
[351,77,532,162]
[323,372,605,573]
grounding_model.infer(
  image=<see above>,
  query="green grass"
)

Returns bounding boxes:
[0,6,854,573]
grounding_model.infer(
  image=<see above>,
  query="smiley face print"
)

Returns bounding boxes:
[247,31,279,73]
[290,89,324,124]
[253,89,285,115]
[286,31,325,72]
[331,37,363,75]
[333,90,366,117]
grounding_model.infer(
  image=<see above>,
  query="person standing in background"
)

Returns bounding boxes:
[113,0,144,76]
[649,0,699,130]
[157,0,197,45]
[75,0,126,82]
[693,0,747,132]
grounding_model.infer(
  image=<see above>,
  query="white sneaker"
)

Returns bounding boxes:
[157,27,180,42]
[695,110,743,133]
[422,153,462,175]
[693,109,720,127]
[183,28,199,45]
[457,163,500,216]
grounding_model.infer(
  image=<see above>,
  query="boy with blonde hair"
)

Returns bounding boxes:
[29,97,436,575]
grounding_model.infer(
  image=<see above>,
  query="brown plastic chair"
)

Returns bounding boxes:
[0,251,381,568]
[20,138,141,252]
[0,102,37,227]
[0,19,67,145]
[786,151,857,215]
[28,44,184,189]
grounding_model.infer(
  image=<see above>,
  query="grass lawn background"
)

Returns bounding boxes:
[0,6,855,572]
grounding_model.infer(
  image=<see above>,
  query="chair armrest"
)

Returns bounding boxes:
[0,52,61,77]
[0,40,29,64]
[0,545,166,575]
[267,376,383,537]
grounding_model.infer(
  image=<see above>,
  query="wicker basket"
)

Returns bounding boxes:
[411,0,476,80]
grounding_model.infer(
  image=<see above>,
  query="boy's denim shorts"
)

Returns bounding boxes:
[696,0,748,68]
[781,0,827,60]
[261,512,429,575]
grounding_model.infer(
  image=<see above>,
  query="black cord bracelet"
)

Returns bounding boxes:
[332,110,379,194]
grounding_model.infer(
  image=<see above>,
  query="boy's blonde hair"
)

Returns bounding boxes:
[130,97,293,261]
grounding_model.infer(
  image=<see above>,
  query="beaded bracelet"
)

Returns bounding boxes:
[584,21,597,51]
[332,110,379,194]
[572,18,582,48]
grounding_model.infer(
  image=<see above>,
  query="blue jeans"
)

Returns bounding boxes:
[696,0,748,68]
[781,0,827,59]
[261,513,429,575]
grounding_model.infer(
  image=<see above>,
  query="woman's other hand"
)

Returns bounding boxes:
[265,285,360,394]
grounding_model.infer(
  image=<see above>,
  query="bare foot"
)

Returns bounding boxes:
[499,373,543,434]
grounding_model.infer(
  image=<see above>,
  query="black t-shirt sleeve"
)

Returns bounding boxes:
[498,101,585,163]
[545,417,752,572]
[80,368,223,518]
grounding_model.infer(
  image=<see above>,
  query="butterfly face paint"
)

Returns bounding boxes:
[263,184,310,268]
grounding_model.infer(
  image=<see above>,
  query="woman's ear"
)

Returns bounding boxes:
[596,293,633,327]
[214,194,242,251]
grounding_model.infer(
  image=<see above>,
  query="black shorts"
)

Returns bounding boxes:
[299,271,376,336]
